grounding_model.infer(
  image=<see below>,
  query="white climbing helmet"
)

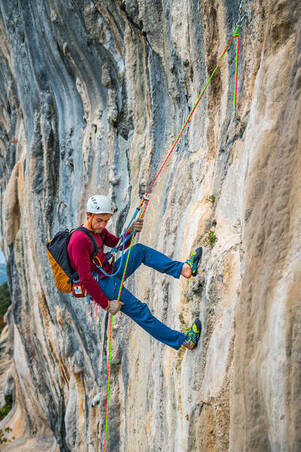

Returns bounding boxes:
[86,195,113,214]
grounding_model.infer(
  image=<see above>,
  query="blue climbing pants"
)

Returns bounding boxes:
[97,243,187,350]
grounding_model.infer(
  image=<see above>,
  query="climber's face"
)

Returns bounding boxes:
[86,212,112,233]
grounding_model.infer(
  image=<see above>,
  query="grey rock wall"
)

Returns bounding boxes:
[0,0,300,451]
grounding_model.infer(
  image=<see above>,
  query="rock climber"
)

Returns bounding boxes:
[67,194,202,350]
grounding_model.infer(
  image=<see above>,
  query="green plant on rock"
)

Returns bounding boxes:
[0,282,11,334]
[208,230,217,247]
[0,395,13,421]
[206,194,216,204]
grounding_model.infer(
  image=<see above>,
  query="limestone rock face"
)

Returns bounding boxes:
[0,1,300,451]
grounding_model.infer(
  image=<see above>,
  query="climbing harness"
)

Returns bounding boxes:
[102,24,242,451]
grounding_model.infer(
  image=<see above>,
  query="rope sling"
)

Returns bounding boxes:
[102,24,241,451]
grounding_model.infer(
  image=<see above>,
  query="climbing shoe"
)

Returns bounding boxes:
[182,319,202,350]
[185,247,202,277]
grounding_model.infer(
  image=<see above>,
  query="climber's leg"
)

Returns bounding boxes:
[114,243,183,280]
[98,274,186,349]
[118,284,187,350]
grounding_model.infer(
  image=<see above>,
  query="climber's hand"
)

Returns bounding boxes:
[105,300,124,315]
[131,218,144,233]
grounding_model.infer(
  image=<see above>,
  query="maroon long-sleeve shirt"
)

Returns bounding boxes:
[67,227,130,309]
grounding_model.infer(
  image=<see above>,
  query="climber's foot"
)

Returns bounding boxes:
[182,319,202,350]
[184,247,202,277]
